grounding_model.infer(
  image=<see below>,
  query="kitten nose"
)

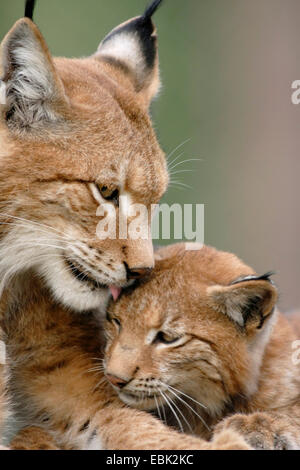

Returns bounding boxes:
[106,373,128,389]
[125,264,153,280]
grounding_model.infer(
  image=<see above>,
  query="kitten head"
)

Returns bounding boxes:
[104,243,277,418]
[0,2,168,311]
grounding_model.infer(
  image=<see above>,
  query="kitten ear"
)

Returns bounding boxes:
[208,274,278,329]
[0,18,68,131]
[96,0,163,107]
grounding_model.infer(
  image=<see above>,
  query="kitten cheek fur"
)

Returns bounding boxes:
[106,243,300,447]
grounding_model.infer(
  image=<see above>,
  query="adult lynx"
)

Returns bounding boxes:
[0,1,249,450]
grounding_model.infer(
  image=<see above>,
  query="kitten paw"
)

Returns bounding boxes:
[211,429,253,450]
[215,413,300,450]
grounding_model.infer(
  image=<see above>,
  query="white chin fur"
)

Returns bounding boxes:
[118,391,156,411]
[37,256,110,312]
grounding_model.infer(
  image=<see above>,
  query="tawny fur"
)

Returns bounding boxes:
[0,8,168,448]
[0,13,249,451]
[0,273,249,450]
[105,243,300,450]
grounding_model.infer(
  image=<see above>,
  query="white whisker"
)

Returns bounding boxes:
[163,382,207,410]
[160,390,184,433]
[0,213,73,241]
[166,138,191,163]
[154,394,163,423]
[161,383,210,432]
[168,158,203,171]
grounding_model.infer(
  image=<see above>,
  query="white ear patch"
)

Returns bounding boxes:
[0,82,6,105]
[99,32,146,80]
[96,13,160,102]
[207,285,248,327]
[0,341,6,365]
[5,32,58,125]
[1,19,66,128]
[10,34,54,100]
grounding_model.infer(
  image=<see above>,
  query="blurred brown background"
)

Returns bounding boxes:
[1,0,300,311]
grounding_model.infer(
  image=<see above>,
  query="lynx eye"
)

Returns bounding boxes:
[110,317,121,333]
[97,185,119,206]
[154,331,182,345]
[106,312,121,329]
[112,317,121,328]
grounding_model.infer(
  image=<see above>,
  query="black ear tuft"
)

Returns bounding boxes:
[96,0,164,104]
[143,0,164,20]
[209,273,278,329]
[230,272,276,286]
[24,0,36,20]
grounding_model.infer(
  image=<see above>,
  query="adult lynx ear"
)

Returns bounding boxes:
[208,273,278,329]
[0,18,68,130]
[96,0,163,107]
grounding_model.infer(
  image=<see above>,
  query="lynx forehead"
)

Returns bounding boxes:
[0,1,168,312]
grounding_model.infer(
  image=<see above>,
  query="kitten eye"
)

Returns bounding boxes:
[97,185,119,206]
[106,311,120,327]
[154,331,182,345]
[111,317,121,331]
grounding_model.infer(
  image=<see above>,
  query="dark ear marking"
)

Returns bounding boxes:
[24,0,36,20]
[97,0,164,103]
[143,0,164,21]
[230,272,276,286]
[209,273,278,330]
[101,15,157,71]
[240,294,275,330]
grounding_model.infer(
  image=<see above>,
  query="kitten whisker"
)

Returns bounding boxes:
[161,382,207,410]
[154,394,163,423]
[163,389,193,433]
[159,390,184,433]
[162,384,210,432]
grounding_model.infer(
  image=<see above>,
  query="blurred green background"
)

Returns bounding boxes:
[1,0,300,311]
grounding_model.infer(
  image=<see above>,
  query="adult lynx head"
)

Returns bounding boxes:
[105,243,278,416]
[0,1,168,311]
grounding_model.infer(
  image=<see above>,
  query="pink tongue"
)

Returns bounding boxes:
[109,286,122,301]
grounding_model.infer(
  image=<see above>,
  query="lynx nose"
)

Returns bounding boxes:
[125,264,153,280]
[106,373,129,389]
